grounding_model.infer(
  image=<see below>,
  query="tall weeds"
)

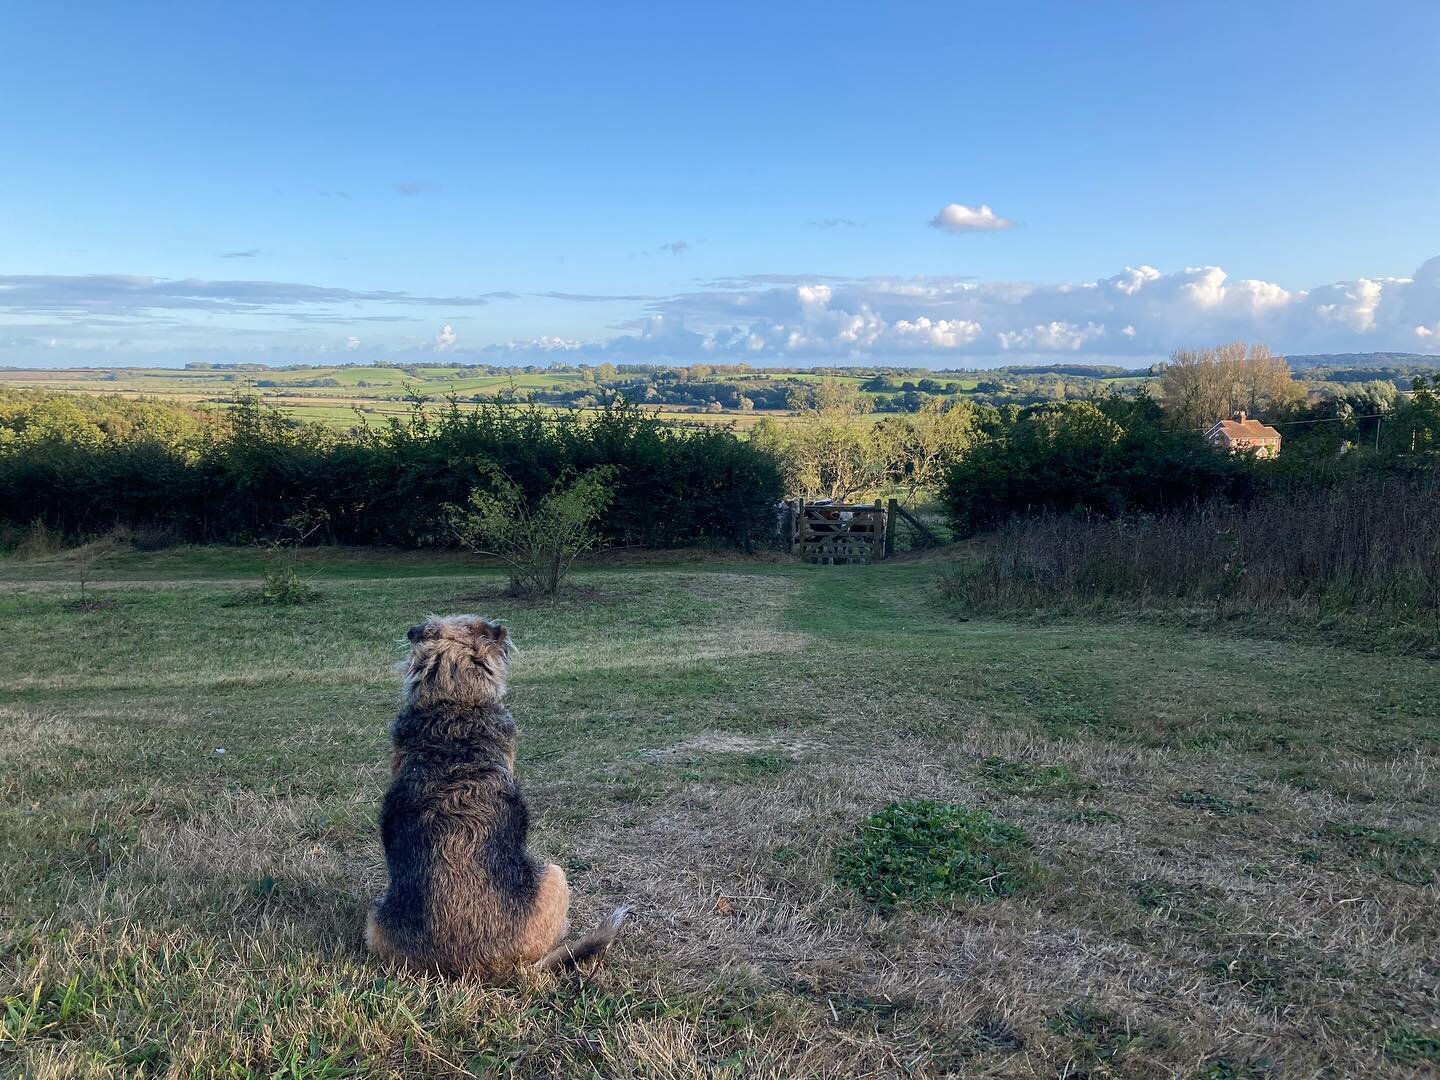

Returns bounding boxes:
[943,475,1440,651]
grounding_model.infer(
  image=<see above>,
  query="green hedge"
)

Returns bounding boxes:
[0,392,784,550]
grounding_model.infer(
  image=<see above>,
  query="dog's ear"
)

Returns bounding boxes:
[406,623,430,644]
[474,620,509,646]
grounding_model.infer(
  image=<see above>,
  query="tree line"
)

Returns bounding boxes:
[5,343,1439,554]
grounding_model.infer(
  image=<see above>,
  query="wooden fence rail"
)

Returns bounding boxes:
[790,500,887,564]
[789,498,941,564]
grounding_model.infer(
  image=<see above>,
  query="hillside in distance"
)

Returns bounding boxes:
[1283,351,1440,369]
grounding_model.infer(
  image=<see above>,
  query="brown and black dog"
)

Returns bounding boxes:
[366,614,627,977]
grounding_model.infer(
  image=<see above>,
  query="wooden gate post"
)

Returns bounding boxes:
[885,498,898,558]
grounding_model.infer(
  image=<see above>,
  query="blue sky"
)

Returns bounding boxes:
[3,1,1439,368]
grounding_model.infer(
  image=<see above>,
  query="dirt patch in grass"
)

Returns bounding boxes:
[635,732,815,761]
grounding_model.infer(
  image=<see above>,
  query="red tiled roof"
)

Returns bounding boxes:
[1209,418,1281,441]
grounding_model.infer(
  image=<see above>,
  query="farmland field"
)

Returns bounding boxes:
[1,546,1436,1077]
[0,364,1163,431]
[0,367,794,430]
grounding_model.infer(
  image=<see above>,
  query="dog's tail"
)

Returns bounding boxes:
[535,906,630,973]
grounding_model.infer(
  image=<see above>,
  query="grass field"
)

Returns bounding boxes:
[1,546,1437,1077]
[0,368,793,431]
[0,365,1161,432]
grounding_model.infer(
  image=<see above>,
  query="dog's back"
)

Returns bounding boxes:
[367,614,624,978]
[368,698,547,976]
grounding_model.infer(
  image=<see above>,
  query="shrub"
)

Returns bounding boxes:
[448,467,615,596]
[835,800,1032,911]
[941,396,1251,535]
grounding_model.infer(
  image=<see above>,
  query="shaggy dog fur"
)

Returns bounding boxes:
[366,614,627,977]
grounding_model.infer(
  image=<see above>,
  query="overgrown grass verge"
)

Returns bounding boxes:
[938,478,1440,655]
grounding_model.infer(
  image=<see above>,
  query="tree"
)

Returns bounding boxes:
[775,380,887,500]
[887,397,982,503]
[1160,343,1302,430]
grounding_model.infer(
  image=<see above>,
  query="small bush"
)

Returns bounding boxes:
[835,800,1032,911]
[258,563,321,605]
[447,467,615,597]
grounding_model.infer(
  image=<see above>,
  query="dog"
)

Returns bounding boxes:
[365,614,627,977]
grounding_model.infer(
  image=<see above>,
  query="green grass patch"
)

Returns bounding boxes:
[1176,789,1261,817]
[976,756,1094,797]
[1064,808,1123,826]
[834,800,1032,912]
[1194,1056,1278,1079]
[1319,821,1438,886]
[1383,1025,1440,1067]
[1045,1001,1164,1071]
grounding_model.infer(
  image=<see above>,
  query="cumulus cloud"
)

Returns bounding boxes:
[8,258,1440,367]
[480,256,1440,364]
[889,317,983,349]
[345,336,361,351]
[930,203,1016,233]
[997,321,1107,352]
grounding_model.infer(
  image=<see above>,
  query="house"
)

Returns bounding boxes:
[1204,411,1282,459]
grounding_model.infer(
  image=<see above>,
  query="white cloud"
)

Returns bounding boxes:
[929,203,1016,233]
[889,317,983,349]
[7,257,1440,367]
[659,240,689,255]
[489,255,1440,363]
[345,336,361,351]
[997,321,1106,351]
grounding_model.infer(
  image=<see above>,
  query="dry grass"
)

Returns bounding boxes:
[1,549,1437,1077]
[944,478,1440,656]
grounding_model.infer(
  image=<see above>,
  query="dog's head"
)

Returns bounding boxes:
[401,614,513,709]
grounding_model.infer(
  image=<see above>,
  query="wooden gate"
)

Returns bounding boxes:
[791,501,888,565]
